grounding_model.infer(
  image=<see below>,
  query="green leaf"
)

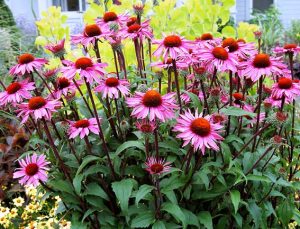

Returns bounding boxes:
[161,202,186,227]
[186,91,202,110]
[83,182,109,201]
[248,202,262,228]
[220,107,256,117]
[277,200,294,226]
[73,174,84,195]
[198,211,213,229]
[76,155,99,176]
[112,179,133,214]
[230,190,241,214]
[135,184,154,206]
[82,209,96,222]
[115,141,145,155]
[131,211,155,228]
[152,221,166,229]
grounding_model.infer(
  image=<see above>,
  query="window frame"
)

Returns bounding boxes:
[251,0,275,13]
[53,0,86,12]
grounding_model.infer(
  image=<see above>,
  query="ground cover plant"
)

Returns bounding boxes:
[1,0,300,228]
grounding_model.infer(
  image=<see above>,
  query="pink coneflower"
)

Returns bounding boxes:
[264,96,292,108]
[68,118,100,139]
[151,57,187,69]
[180,88,204,104]
[61,57,107,83]
[126,90,178,121]
[9,53,47,75]
[197,44,238,73]
[45,39,65,57]
[273,43,300,55]
[222,38,257,60]
[271,77,300,99]
[54,77,79,99]
[211,113,227,124]
[173,110,224,154]
[153,34,193,61]
[145,157,171,175]
[43,69,58,81]
[17,96,61,124]
[0,79,35,106]
[71,24,113,47]
[94,76,129,99]
[195,33,222,47]
[120,19,153,40]
[96,11,129,31]
[240,53,286,82]
[13,154,50,187]
[136,119,156,133]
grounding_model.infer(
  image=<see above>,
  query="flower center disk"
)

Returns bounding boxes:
[84,24,102,37]
[74,120,90,128]
[150,163,164,173]
[103,12,118,22]
[253,54,271,68]
[200,33,213,40]
[142,90,163,107]
[57,77,70,89]
[75,57,93,70]
[6,82,22,94]
[105,77,119,87]
[212,47,228,60]
[25,163,39,176]
[28,97,47,110]
[163,35,182,47]
[127,17,137,27]
[127,24,141,33]
[190,118,211,137]
[222,38,239,52]
[284,43,297,49]
[18,53,35,64]
[278,77,292,89]
[140,124,152,133]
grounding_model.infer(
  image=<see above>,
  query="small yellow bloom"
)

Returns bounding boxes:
[9,208,18,218]
[60,219,71,229]
[13,197,25,207]
[21,212,28,220]
[25,203,38,213]
[0,207,9,217]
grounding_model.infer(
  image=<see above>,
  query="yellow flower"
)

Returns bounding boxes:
[0,207,9,217]
[9,208,18,218]
[21,212,29,220]
[60,219,71,229]
[25,203,38,213]
[49,208,56,217]
[0,216,7,225]
[25,186,37,197]
[37,221,48,228]
[13,197,25,207]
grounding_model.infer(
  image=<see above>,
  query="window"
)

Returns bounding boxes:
[253,0,273,12]
[53,0,86,12]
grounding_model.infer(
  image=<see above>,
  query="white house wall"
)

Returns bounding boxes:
[276,0,300,27]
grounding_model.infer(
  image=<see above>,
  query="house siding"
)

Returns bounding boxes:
[276,0,300,27]
[236,0,252,23]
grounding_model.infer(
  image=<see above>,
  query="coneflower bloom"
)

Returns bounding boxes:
[264,96,292,108]
[68,118,100,139]
[153,34,193,61]
[211,113,227,124]
[13,154,50,187]
[94,76,129,99]
[150,57,187,69]
[180,88,204,104]
[96,11,129,30]
[271,77,300,99]
[240,53,286,82]
[145,157,171,175]
[195,33,222,47]
[61,57,107,83]
[43,69,58,81]
[197,44,238,72]
[17,96,61,124]
[0,79,35,106]
[126,90,178,121]
[44,39,65,57]
[173,110,224,154]
[222,37,257,60]
[71,24,113,47]
[120,19,153,40]
[9,53,47,75]
[54,77,79,99]
[273,43,300,55]
[136,119,156,134]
